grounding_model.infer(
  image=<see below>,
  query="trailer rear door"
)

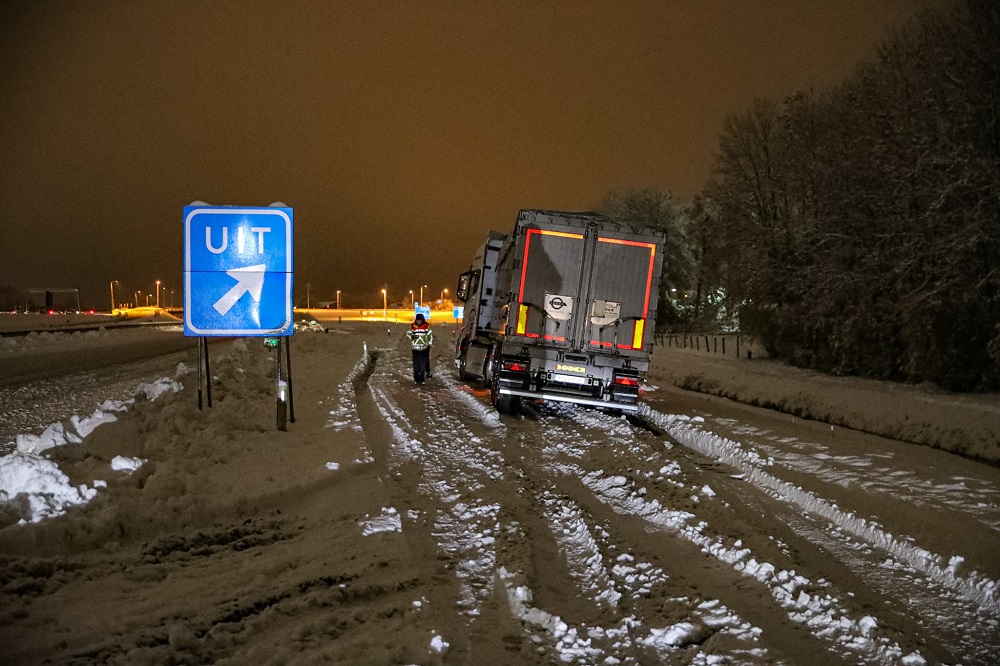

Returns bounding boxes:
[586,234,658,351]
[513,227,585,343]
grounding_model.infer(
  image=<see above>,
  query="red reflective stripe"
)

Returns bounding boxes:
[517,230,534,304]
[542,335,566,341]
[524,332,540,338]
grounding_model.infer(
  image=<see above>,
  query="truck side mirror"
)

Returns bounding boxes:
[456,272,472,302]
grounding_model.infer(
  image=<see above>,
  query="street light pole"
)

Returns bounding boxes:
[336,290,341,310]
[110,281,116,311]
[381,288,387,319]
[420,284,427,304]
[409,290,414,307]
[135,291,141,308]
[156,280,161,309]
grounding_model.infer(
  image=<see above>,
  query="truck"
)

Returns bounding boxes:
[454,209,665,413]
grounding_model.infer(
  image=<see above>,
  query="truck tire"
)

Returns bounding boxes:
[490,368,521,414]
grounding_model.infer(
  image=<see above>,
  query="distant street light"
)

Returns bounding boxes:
[409,290,414,307]
[145,293,151,306]
[420,284,428,304]
[336,289,341,310]
[110,280,117,311]
[156,280,161,309]
[441,288,449,302]
[381,288,387,319]
[135,291,141,308]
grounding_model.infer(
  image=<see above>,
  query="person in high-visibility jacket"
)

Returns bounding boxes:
[406,313,434,384]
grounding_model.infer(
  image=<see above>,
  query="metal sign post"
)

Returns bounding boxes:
[184,204,294,425]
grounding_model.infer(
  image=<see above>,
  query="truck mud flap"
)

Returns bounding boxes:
[498,387,641,413]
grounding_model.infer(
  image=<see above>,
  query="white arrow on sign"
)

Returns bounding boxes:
[213,264,266,316]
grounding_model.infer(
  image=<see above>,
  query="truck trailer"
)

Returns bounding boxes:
[454,209,665,413]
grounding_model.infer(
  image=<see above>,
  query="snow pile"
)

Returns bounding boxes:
[71,399,130,438]
[0,373,183,523]
[110,456,146,473]
[295,319,327,332]
[137,376,183,401]
[15,422,80,454]
[428,633,449,654]
[359,506,402,536]
[0,452,97,523]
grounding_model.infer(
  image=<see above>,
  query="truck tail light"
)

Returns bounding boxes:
[503,359,529,373]
[614,375,639,386]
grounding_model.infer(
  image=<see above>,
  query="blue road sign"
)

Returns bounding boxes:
[184,205,294,336]
[414,305,431,321]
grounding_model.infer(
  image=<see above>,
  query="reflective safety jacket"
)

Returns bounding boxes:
[406,323,433,351]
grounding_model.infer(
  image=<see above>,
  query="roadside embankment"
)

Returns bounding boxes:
[647,344,1000,463]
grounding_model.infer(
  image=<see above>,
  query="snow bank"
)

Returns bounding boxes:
[0,374,183,523]
[0,452,97,523]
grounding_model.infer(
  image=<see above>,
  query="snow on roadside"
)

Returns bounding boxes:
[0,373,183,523]
[641,406,1000,617]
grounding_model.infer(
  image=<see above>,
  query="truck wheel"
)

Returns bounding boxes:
[490,373,521,414]
[489,364,510,413]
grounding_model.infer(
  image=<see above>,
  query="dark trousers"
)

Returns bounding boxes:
[412,348,431,383]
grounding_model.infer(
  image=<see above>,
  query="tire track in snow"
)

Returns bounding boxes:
[640,406,1000,617]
